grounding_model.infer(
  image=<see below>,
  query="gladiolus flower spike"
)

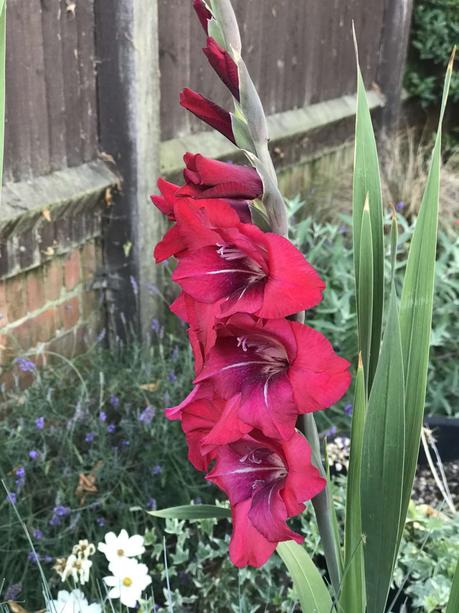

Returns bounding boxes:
[151,0,351,568]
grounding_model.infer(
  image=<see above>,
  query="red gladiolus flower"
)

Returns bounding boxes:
[207,430,325,567]
[203,37,240,100]
[180,394,250,471]
[194,314,351,440]
[179,153,262,200]
[150,178,178,220]
[180,88,235,144]
[193,0,212,33]
[172,218,325,319]
[153,193,242,263]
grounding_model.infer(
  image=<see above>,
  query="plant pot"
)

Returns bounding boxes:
[418,416,459,466]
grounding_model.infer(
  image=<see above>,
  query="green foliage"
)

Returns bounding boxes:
[393,504,459,613]
[405,0,459,107]
[288,202,459,418]
[0,336,207,608]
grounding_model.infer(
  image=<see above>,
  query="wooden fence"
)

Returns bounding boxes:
[1,0,413,354]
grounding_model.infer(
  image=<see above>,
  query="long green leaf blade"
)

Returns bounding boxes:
[149,504,231,520]
[398,50,455,536]
[446,558,459,613]
[358,199,374,383]
[360,284,405,613]
[340,354,366,613]
[277,541,334,613]
[0,1,6,191]
[352,46,384,388]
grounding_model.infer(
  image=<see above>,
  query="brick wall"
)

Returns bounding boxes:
[0,239,105,389]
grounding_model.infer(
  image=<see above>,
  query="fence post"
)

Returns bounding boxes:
[377,0,414,133]
[95,0,162,340]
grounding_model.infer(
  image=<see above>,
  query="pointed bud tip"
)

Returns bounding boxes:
[357,352,363,369]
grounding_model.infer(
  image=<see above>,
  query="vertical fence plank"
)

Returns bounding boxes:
[60,0,82,167]
[96,0,162,337]
[377,0,414,131]
[76,0,98,162]
[41,0,67,171]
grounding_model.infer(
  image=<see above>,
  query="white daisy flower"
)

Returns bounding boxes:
[98,529,145,563]
[103,558,152,609]
[45,589,101,613]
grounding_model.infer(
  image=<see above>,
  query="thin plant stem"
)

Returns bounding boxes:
[303,414,342,597]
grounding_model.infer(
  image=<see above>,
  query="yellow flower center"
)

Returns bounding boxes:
[117,548,125,556]
[122,577,133,587]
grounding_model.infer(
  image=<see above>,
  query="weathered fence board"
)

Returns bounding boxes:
[158,0,387,140]
[4,0,98,183]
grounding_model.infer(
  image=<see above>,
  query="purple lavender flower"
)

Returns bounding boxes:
[49,505,71,526]
[107,423,116,434]
[152,464,162,475]
[321,425,337,439]
[395,201,405,211]
[151,318,160,333]
[27,551,41,564]
[344,403,353,416]
[54,505,71,517]
[85,432,96,443]
[99,411,107,422]
[5,492,17,504]
[32,528,44,540]
[16,467,25,479]
[4,584,22,601]
[146,497,157,511]
[28,450,39,460]
[130,275,139,296]
[109,394,120,408]
[96,516,105,527]
[139,406,156,424]
[14,358,36,373]
[120,439,130,447]
[167,371,177,383]
[35,416,45,430]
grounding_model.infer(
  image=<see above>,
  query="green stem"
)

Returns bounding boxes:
[303,413,342,597]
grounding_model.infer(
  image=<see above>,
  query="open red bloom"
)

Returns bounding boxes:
[194,314,351,440]
[207,430,325,567]
[180,88,235,144]
[203,37,240,100]
[193,0,212,33]
[178,153,262,200]
[153,191,244,263]
[172,217,325,319]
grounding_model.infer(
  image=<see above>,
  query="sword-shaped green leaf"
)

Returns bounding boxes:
[360,284,405,613]
[0,1,6,192]
[352,34,384,388]
[446,558,459,613]
[340,354,366,613]
[277,541,334,613]
[149,504,231,520]
[358,199,373,385]
[398,49,455,538]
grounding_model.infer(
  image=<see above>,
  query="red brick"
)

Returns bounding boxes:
[58,296,81,330]
[32,308,57,343]
[64,250,81,291]
[44,258,64,302]
[5,276,27,322]
[81,241,98,280]
[26,268,46,313]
